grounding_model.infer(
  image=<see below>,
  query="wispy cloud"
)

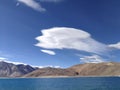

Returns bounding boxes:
[108,42,120,49]
[17,0,46,12]
[41,49,56,55]
[0,57,7,60]
[80,55,105,63]
[17,0,62,12]
[35,27,108,55]
[34,65,61,68]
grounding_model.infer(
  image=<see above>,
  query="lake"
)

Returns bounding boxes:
[0,77,119,90]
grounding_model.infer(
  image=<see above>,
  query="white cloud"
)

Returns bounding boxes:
[80,55,104,63]
[17,0,46,12]
[40,0,62,3]
[35,27,108,55]
[35,65,61,68]
[41,49,56,55]
[0,57,7,60]
[108,42,120,49]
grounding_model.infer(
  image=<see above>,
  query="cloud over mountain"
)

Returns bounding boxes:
[0,57,6,60]
[80,55,104,63]
[0,57,27,65]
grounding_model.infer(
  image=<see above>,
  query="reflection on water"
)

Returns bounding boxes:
[0,77,120,90]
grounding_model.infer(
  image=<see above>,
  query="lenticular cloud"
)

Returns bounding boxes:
[35,27,108,55]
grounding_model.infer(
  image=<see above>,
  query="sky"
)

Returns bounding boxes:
[1,0,120,68]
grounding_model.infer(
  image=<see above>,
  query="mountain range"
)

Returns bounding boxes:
[0,61,120,77]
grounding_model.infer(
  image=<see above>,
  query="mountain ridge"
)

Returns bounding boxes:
[0,61,120,77]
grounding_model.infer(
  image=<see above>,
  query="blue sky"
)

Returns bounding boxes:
[0,0,120,68]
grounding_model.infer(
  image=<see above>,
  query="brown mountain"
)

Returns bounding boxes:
[68,62,120,76]
[23,67,77,77]
[24,62,120,77]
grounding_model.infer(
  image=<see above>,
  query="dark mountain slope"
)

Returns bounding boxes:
[0,61,36,77]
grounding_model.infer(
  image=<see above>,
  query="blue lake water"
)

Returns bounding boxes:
[0,77,120,90]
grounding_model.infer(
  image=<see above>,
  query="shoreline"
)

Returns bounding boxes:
[21,75,120,78]
[0,75,120,79]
